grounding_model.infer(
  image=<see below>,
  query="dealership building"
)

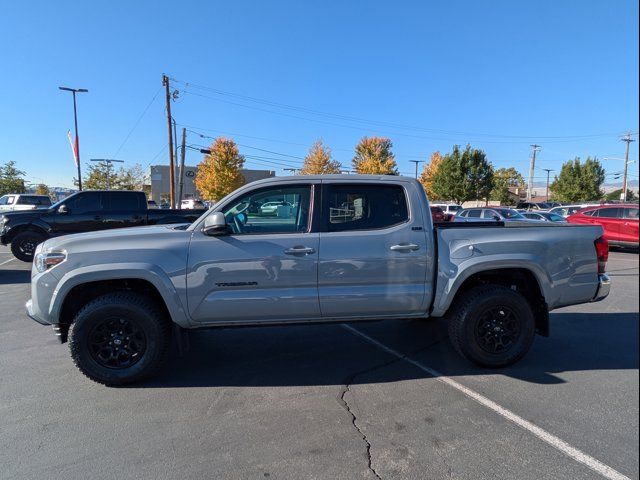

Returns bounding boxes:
[147,165,275,203]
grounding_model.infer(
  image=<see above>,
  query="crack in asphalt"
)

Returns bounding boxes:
[336,332,446,479]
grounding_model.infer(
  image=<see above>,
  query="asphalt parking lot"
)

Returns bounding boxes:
[0,245,638,480]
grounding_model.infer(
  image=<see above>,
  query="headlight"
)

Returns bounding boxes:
[35,251,66,273]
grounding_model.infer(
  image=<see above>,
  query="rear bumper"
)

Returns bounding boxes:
[591,274,611,302]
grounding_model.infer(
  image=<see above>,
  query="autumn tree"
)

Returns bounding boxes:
[491,167,525,205]
[195,137,245,201]
[0,160,26,195]
[550,157,605,202]
[430,145,494,204]
[300,139,341,175]
[352,137,398,175]
[35,184,50,196]
[419,151,444,198]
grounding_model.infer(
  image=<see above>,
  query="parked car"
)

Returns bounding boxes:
[522,211,568,223]
[147,200,159,209]
[0,194,52,212]
[430,203,462,221]
[548,204,598,218]
[454,207,530,222]
[568,204,639,248]
[25,175,610,385]
[181,199,206,209]
[259,201,290,216]
[516,201,551,211]
[430,206,447,223]
[1,190,206,262]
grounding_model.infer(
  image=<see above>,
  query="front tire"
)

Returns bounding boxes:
[11,231,46,262]
[68,293,170,386]
[448,285,536,368]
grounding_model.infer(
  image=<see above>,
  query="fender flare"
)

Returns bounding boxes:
[5,220,50,243]
[50,262,191,328]
[431,255,554,317]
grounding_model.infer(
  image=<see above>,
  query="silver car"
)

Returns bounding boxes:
[454,207,530,222]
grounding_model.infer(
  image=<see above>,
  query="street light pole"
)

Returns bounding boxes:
[59,87,88,190]
[542,169,554,202]
[410,160,425,179]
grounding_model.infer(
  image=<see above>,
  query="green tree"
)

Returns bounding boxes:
[83,161,120,190]
[430,145,494,204]
[491,167,525,205]
[352,137,398,175]
[116,164,147,190]
[300,139,341,175]
[0,160,26,195]
[195,137,245,201]
[550,157,605,202]
[604,188,638,202]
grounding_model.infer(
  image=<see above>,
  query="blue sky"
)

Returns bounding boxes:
[1,0,638,188]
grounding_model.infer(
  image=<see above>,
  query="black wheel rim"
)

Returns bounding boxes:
[88,317,147,369]
[474,306,521,354]
[19,239,37,256]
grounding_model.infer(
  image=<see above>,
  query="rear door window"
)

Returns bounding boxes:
[105,192,144,211]
[623,207,639,219]
[596,207,621,218]
[326,184,408,232]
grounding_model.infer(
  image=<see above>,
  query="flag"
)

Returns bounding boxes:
[67,130,78,167]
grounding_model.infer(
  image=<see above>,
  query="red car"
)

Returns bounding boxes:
[430,206,447,223]
[567,204,639,248]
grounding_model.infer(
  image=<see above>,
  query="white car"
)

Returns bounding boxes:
[181,199,205,209]
[548,204,599,218]
[259,201,289,216]
[430,203,462,220]
[0,194,52,212]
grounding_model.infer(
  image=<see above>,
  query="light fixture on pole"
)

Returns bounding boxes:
[59,87,88,191]
[409,160,425,179]
[90,159,124,190]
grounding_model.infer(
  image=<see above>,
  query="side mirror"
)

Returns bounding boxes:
[57,205,68,214]
[203,212,229,236]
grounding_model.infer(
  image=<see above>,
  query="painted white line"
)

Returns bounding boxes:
[341,324,631,480]
[0,258,15,267]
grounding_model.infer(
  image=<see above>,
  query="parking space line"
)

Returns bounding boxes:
[341,324,631,480]
[0,258,15,267]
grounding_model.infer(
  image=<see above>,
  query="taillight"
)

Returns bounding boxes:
[594,236,608,274]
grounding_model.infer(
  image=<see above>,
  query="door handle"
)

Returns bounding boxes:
[284,246,316,255]
[390,243,420,252]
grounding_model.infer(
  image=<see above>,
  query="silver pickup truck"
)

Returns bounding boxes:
[26,175,611,385]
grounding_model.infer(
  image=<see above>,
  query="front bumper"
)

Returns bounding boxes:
[26,298,50,325]
[591,274,611,302]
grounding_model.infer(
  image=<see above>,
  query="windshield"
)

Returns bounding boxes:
[496,208,525,219]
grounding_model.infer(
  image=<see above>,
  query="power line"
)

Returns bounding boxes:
[111,86,162,159]
[169,77,622,141]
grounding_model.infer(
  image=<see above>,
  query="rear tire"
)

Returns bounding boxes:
[68,292,170,386]
[11,231,46,262]
[448,285,536,368]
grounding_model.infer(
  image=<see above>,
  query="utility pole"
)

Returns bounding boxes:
[621,133,635,202]
[527,144,541,201]
[410,160,425,179]
[162,75,176,208]
[178,128,186,205]
[542,168,554,202]
[59,86,88,190]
